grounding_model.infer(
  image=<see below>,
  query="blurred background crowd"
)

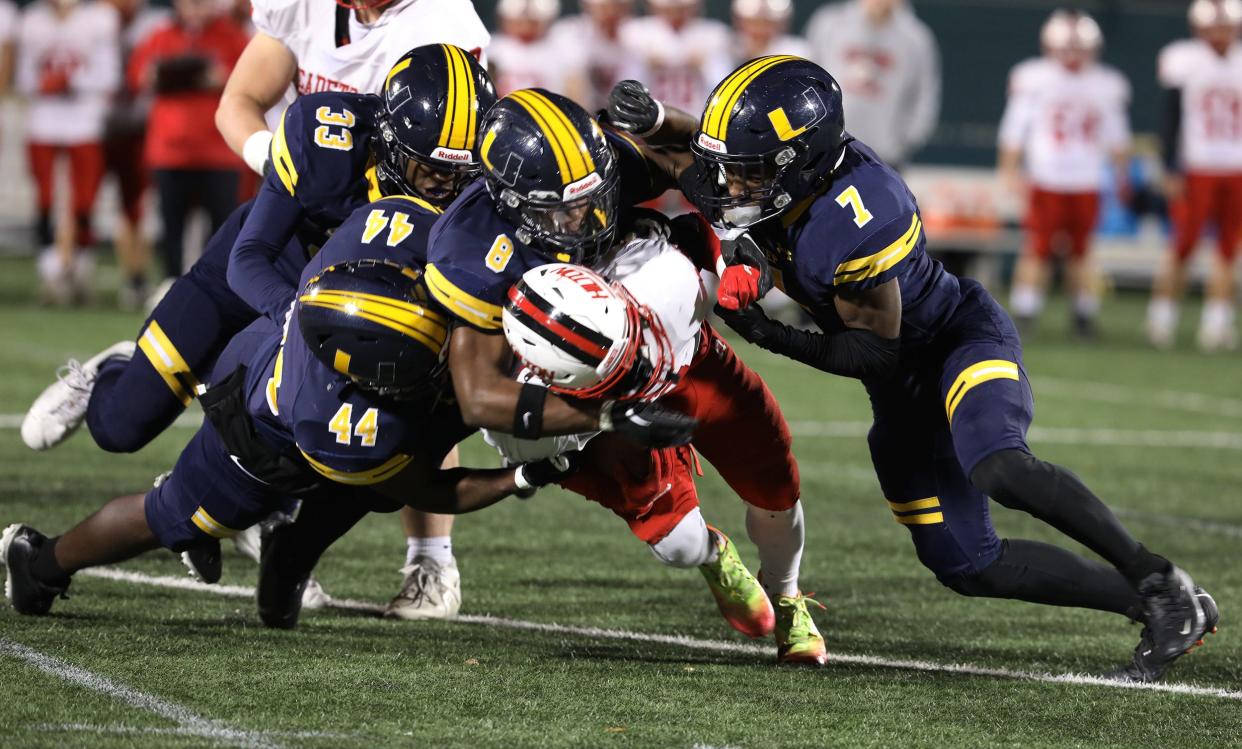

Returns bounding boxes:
[0,0,1239,349]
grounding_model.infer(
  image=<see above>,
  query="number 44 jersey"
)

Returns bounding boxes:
[750,140,962,351]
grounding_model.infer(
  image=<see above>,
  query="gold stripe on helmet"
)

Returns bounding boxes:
[299,290,449,353]
[437,45,476,151]
[509,89,594,185]
[701,55,800,141]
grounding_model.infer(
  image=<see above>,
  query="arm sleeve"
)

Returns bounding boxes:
[996,68,1033,150]
[228,176,307,322]
[1103,78,1132,152]
[1160,87,1182,173]
[904,27,941,152]
[740,314,900,380]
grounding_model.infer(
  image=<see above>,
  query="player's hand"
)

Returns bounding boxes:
[599,399,696,447]
[514,451,580,495]
[714,302,779,346]
[607,80,664,136]
[717,233,773,310]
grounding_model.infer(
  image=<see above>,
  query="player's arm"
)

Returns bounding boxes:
[215,32,297,174]
[370,450,577,513]
[227,176,307,322]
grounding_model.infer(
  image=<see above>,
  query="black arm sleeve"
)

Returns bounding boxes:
[759,323,900,380]
[1160,87,1182,173]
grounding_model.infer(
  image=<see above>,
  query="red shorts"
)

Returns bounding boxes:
[1171,171,1242,261]
[559,325,800,544]
[27,141,106,218]
[1024,188,1100,260]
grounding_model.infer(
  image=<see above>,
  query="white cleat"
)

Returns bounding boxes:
[301,577,331,609]
[384,556,461,620]
[1196,323,1237,353]
[21,341,137,451]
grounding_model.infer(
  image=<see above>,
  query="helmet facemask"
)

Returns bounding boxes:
[690,141,802,229]
[375,116,481,208]
[497,167,621,265]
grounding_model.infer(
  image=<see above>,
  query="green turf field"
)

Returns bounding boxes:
[0,256,1239,748]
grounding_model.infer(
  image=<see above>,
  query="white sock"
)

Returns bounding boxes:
[1147,298,1177,331]
[648,507,716,568]
[1010,285,1043,318]
[745,501,804,599]
[1074,292,1100,318]
[1201,300,1234,332]
[407,535,453,566]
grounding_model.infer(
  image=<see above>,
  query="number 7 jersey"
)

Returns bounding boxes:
[752,140,961,348]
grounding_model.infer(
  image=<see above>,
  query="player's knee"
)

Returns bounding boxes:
[940,568,1001,598]
[85,407,146,454]
[648,509,712,568]
[970,449,1045,512]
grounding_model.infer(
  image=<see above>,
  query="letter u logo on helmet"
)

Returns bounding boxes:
[374,45,498,207]
[478,89,621,265]
[691,56,847,229]
[297,259,451,399]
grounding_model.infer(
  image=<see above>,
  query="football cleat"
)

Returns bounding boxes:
[1110,586,1219,683]
[180,539,222,584]
[1138,567,1211,659]
[256,515,308,629]
[384,556,462,620]
[21,340,136,451]
[698,527,775,638]
[1,524,69,616]
[774,593,828,666]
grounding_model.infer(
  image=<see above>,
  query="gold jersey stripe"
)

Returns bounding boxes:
[191,506,238,539]
[138,320,200,406]
[271,108,299,197]
[945,360,1020,423]
[300,449,413,485]
[424,263,504,330]
[700,55,800,140]
[834,214,923,284]
[383,194,445,215]
[887,497,941,513]
[896,512,944,526]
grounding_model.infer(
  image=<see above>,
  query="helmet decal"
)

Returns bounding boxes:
[509,89,597,185]
[700,55,800,141]
[768,87,826,141]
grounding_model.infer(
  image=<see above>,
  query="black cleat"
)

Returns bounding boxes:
[1110,582,1219,683]
[1,524,69,616]
[180,538,222,584]
[1072,313,1098,340]
[256,514,307,629]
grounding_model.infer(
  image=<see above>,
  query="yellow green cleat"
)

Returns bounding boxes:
[775,593,828,666]
[698,526,775,638]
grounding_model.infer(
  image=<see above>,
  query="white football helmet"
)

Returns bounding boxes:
[498,0,561,22]
[732,0,792,22]
[1189,0,1242,29]
[1041,9,1102,54]
[503,263,675,401]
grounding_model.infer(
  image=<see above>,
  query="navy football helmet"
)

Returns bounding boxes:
[375,45,497,206]
[478,88,620,264]
[297,259,450,398]
[690,55,847,228]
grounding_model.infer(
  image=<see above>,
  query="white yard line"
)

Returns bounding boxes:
[787,420,1242,450]
[0,638,282,749]
[36,724,355,741]
[80,567,1242,702]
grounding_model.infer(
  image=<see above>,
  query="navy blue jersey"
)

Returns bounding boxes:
[425,130,663,332]
[300,194,444,282]
[754,141,961,349]
[229,91,384,323]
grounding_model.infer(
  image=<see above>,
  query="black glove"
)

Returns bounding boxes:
[599,399,697,447]
[713,303,780,347]
[514,451,581,494]
[607,80,664,136]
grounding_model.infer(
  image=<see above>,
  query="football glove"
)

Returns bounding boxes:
[717,233,774,311]
[714,303,779,346]
[599,399,697,447]
[514,451,581,493]
[606,80,665,137]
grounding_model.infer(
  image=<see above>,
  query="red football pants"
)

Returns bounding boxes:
[1172,171,1242,261]
[560,325,800,544]
[27,141,106,218]
[1024,188,1100,260]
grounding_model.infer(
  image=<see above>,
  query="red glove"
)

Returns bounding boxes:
[718,263,764,311]
[39,69,71,96]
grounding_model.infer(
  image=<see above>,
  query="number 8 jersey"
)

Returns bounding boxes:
[749,140,961,349]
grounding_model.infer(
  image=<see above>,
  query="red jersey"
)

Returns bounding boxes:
[128,16,249,169]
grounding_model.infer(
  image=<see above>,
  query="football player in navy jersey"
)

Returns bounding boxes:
[610,56,1218,683]
[20,44,497,620]
[1,260,574,628]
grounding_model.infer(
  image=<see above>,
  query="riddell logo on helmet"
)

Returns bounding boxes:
[696,133,727,153]
[563,172,603,201]
[431,147,473,163]
[551,266,610,299]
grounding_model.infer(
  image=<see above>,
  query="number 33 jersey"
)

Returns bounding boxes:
[751,140,961,349]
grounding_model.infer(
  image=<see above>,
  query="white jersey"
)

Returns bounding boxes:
[1159,38,1242,173]
[621,16,733,115]
[0,0,18,44]
[252,0,490,124]
[806,0,940,166]
[488,33,568,98]
[998,58,1130,193]
[484,238,708,465]
[546,14,640,111]
[15,0,121,144]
